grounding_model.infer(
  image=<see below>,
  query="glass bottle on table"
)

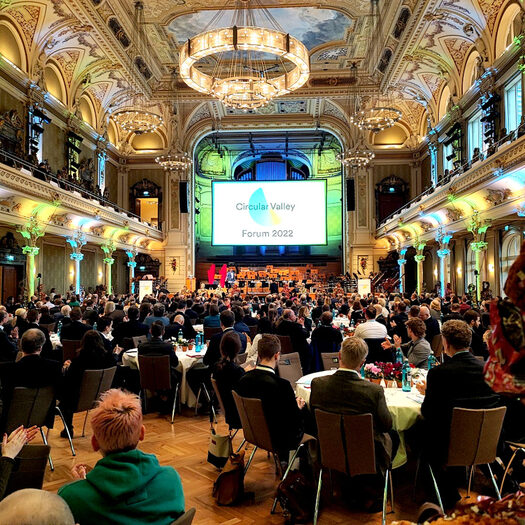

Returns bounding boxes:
[402,359,411,392]
[428,351,437,370]
[57,320,62,337]
[395,347,404,364]
[177,329,183,344]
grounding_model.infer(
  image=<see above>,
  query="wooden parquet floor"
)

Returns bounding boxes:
[43,409,423,524]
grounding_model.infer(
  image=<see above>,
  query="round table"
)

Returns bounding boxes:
[296,370,423,468]
[122,346,208,408]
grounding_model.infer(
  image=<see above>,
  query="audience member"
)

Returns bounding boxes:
[353,307,388,340]
[59,307,91,341]
[382,317,431,368]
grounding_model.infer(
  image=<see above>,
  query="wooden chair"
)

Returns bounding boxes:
[61,339,80,362]
[132,335,148,348]
[277,352,303,389]
[500,439,525,494]
[234,352,248,366]
[232,391,315,514]
[39,323,56,333]
[138,355,179,423]
[321,352,340,371]
[276,335,294,355]
[5,386,57,471]
[314,409,394,525]
[211,378,240,434]
[204,326,222,342]
[171,508,196,525]
[428,406,507,513]
[431,334,444,362]
[3,444,50,496]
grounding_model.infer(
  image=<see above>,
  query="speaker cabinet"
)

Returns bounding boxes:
[179,182,188,213]
[346,179,355,211]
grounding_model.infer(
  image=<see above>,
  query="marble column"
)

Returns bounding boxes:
[67,231,87,296]
[22,245,39,298]
[126,249,137,294]
[398,248,407,294]
[414,242,426,295]
[435,229,452,299]
[18,217,45,300]
[101,242,116,295]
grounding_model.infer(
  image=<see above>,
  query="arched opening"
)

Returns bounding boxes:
[375,175,409,223]
[0,22,25,70]
[371,124,408,146]
[233,152,310,180]
[501,231,522,292]
[44,64,66,104]
[130,178,162,228]
[107,119,118,145]
[78,96,96,128]
[438,84,451,122]
[495,3,522,58]
[462,50,481,95]
[131,131,165,152]
[393,8,410,40]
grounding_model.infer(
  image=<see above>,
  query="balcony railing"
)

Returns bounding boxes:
[376,124,523,228]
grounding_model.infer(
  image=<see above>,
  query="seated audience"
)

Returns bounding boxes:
[138,322,179,369]
[0,489,75,525]
[112,305,148,345]
[26,308,54,360]
[212,331,245,429]
[275,309,310,373]
[0,311,17,362]
[419,305,440,344]
[60,307,91,341]
[58,389,185,524]
[204,310,247,369]
[463,309,488,359]
[203,304,221,327]
[165,314,191,341]
[232,306,250,335]
[382,317,431,368]
[311,311,343,350]
[353,307,388,340]
[144,304,170,328]
[234,334,305,460]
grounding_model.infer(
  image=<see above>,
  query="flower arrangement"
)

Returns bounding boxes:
[379,362,403,381]
[364,363,383,379]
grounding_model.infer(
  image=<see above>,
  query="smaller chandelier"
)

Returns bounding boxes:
[337,144,375,168]
[155,151,192,171]
[350,106,402,134]
[211,76,278,110]
[112,109,164,135]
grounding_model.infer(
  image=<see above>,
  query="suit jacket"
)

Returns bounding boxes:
[138,338,179,368]
[470,327,488,359]
[108,309,126,327]
[204,328,247,368]
[112,320,149,345]
[60,321,91,341]
[0,329,17,362]
[26,323,56,361]
[275,320,310,371]
[174,311,197,339]
[421,351,500,461]
[310,369,393,474]
[310,325,343,350]
[164,322,187,341]
[400,338,431,368]
[424,317,440,344]
[389,312,409,342]
[234,367,303,454]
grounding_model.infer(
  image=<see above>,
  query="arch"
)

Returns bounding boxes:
[462,50,481,95]
[107,119,118,145]
[500,230,521,293]
[495,2,522,59]
[393,7,411,40]
[44,63,67,104]
[78,95,96,128]
[438,84,451,122]
[131,130,165,151]
[0,20,26,71]
[370,123,409,146]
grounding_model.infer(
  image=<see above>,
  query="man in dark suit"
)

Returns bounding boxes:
[203,310,247,369]
[417,319,500,509]
[184,300,200,321]
[463,309,488,359]
[311,311,343,351]
[60,307,91,341]
[138,321,178,369]
[234,334,305,459]
[164,314,187,341]
[53,304,71,330]
[275,309,311,373]
[112,306,149,345]
[419,305,440,344]
[310,337,395,486]
[242,306,258,327]
[26,307,58,361]
[388,302,409,343]
[174,301,197,339]
[0,310,17,362]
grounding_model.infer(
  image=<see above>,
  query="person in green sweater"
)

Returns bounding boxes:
[58,389,185,524]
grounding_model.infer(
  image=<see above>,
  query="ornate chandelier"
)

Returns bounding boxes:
[350,106,402,134]
[179,2,310,110]
[112,107,163,135]
[337,141,375,168]
[155,151,192,171]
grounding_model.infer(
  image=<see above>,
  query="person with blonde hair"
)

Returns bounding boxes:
[58,389,185,524]
[430,298,442,321]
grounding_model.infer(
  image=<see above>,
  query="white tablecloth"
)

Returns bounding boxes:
[50,333,61,349]
[296,370,423,468]
[122,345,207,408]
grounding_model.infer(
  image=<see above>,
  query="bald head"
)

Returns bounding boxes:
[174,314,185,325]
[0,489,75,525]
[419,305,430,320]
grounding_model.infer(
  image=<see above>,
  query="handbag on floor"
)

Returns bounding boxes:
[276,471,315,524]
[212,450,245,505]
[207,428,233,469]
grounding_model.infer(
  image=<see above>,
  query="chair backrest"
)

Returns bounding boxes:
[39,323,55,333]
[138,355,171,391]
[61,339,81,362]
[204,326,222,342]
[364,338,393,363]
[75,367,117,413]
[234,352,248,366]
[431,334,444,360]
[315,409,377,477]
[132,335,148,348]
[4,444,50,496]
[232,391,274,452]
[446,406,507,467]
[249,325,258,341]
[276,335,294,355]
[5,386,56,433]
[170,508,196,525]
[121,337,135,350]
[211,377,227,419]
[321,352,340,371]
[277,352,303,387]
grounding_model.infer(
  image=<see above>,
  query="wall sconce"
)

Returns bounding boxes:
[457,264,462,276]
[433,268,438,278]
[488,263,495,272]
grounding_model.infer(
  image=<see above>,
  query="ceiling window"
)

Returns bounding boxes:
[504,76,522,132]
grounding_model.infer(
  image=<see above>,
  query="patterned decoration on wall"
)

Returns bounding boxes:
[5,5,41,47]
[314,47,348,61]
[170,178,180,230]
[170,256,179,274]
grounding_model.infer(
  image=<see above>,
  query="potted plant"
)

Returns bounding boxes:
[364,363,383,383]
[179,338,189,352]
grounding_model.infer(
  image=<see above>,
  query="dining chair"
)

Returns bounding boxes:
[321,352,340,371]
[61,339,80,362]
[3,444,50,496]
[277,352,303,389]
[170,507,196,525]
[132,335,148,348]
[276,335,294,354]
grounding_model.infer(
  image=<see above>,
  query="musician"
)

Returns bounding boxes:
[226,268,236,288]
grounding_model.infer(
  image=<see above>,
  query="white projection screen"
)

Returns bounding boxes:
[211,180,327,246]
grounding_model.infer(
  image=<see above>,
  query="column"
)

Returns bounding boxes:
[101,242,116,295]
[97,144,107,191]
[66,231,87,296]
[435,229,452,299]
[467,212,489,303]
[414,241,426,295]
[428,135,438,186]
[398,248,407,294]
[126,249,137,294]
[17,217,45,300]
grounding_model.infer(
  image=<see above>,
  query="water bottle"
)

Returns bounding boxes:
[177,329,183,343]
[195,333,202,352]
[428,351,437,370]
[93,322,98,331]
[360,363,365,378]
[402,359,411,392]
[350,318,355,328]
[57,320,62,337]
[395,347,404,364]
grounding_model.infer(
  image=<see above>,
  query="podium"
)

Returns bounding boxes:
[185,278,196,291]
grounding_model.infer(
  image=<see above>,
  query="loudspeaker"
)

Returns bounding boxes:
[346,179,355,211]
[179,182,188,213]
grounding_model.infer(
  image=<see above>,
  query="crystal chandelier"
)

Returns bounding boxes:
[155,151,192,171]
[337,140,375,168]
[350,106,402,134]
[179,1,310,110]
[112,2,163,134]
